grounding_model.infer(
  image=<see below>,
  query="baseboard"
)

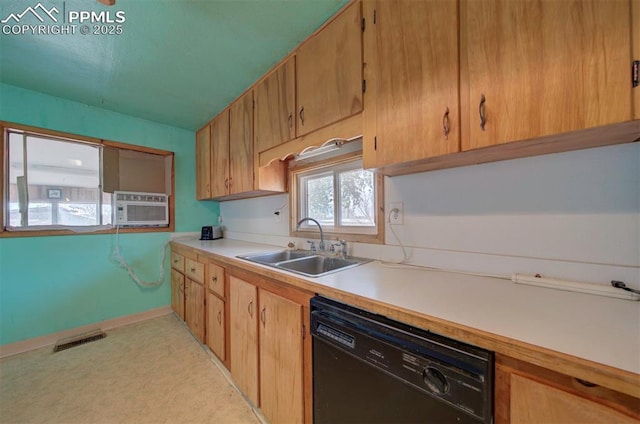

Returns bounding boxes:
[0,306,172,359]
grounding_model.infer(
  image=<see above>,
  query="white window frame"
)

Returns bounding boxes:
[290,156,384,244]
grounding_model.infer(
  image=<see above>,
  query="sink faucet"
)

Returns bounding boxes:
[297,217,325,252]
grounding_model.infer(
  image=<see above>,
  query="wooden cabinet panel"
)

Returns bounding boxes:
[170,252,184,272]
[461,0,633,151]
[185,258,204,284]
[256,56,296,152]
[170,269,185,321]
[259,290,304,424]
[496,355,640,424]
[195,124,212,200]
[510,374,637,424]
[211,111,230,198]
[229,91,254,195]
[206,262,225,297]
[229,276,259,406]
[185,279,205,343]
[206,291,225,362]
[296,1,363,136]
[364,0,459,169]
[634,0,640,120]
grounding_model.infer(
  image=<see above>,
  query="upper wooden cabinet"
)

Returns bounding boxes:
[633,0,639,120]
[207,91,286,201]
[255,56,296,152]
[211,111,230,198]
[363,0,460,169]
[460,0,634,151]
[296,1,363,137]
[195,125,212,200]
[229,91,255,195]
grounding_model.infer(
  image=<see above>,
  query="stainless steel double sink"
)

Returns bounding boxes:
[236,250,371,278]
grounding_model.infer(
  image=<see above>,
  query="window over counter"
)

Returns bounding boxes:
[290,155,383,244]
[1,122,174,237]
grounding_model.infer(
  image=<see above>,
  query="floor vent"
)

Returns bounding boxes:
[53,330,106,353]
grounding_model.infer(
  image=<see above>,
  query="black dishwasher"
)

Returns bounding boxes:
[311,296,493,424]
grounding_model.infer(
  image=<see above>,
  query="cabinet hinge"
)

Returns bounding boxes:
[633,60,639,88]
[374,136,377,151]
[362,79,366,93]
[373,9,376,24]
[361,17,365,32]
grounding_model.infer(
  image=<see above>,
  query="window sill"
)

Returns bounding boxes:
[291,229,383,245]
[0,225,173,238]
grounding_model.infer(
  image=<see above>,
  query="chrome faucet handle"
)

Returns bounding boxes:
[307,240,317,253]
[340,240,348,259]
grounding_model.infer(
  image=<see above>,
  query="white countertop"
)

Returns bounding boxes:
[174,237,640,375]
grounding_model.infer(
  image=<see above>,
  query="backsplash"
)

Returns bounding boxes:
[220,142,639,288]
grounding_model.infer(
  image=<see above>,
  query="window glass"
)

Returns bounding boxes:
[7,133,102,228]
[295,158,378,236]
[306,173,334,226]
[339,168,375,227]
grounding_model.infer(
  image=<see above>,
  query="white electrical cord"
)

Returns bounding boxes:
[111,225,168,288]
[387,208,408,263]
[383,208,511,281]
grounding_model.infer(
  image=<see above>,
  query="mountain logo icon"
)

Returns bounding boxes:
[1,3,59,24]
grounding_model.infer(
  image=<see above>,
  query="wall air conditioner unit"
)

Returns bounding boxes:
[113,191,169,227]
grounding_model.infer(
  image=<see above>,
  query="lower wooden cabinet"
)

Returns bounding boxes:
[259,289,304,423]
[229,276,260,405]
[206,291,225,361]
[185,278,205,343]
[496,355,640,424]
[170,269,185,320]
[229,274,306,424]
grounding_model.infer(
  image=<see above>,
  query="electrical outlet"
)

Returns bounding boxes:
[389,202,403,225]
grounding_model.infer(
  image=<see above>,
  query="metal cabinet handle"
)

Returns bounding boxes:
[479,94,487,131]
[299,107,305,125]
[190,267,196,273]
[442,107,450,140]
[248,301,253,316]
[261,308,266,325]
[217,311,222,324]
[288,113,293,128]
[211,276,217,283]
[224,178,229,188]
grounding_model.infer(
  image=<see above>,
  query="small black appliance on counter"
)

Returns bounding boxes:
[200,226,223,240]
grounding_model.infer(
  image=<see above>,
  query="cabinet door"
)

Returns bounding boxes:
[510,374,637,423]
[461,0,633,151]
[259,290,304,424]
[185,279,205,342]
[256,56,296,152]
[195,124,212,200]
[211,111,230,198]
[170,269,185,321]
[229,276,259,406]
[296,1,363,136]
[634,0,640,120]
[206,291,225,361]
[206,262,225,298]
[364,0,459,169]
[229,91,254,195]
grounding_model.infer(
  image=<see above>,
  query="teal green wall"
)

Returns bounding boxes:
[0,83,219,346]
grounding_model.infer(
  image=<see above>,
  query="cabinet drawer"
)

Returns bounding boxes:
[206,263,225,297]
[185,258,204,283]
[171,252,184,272]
